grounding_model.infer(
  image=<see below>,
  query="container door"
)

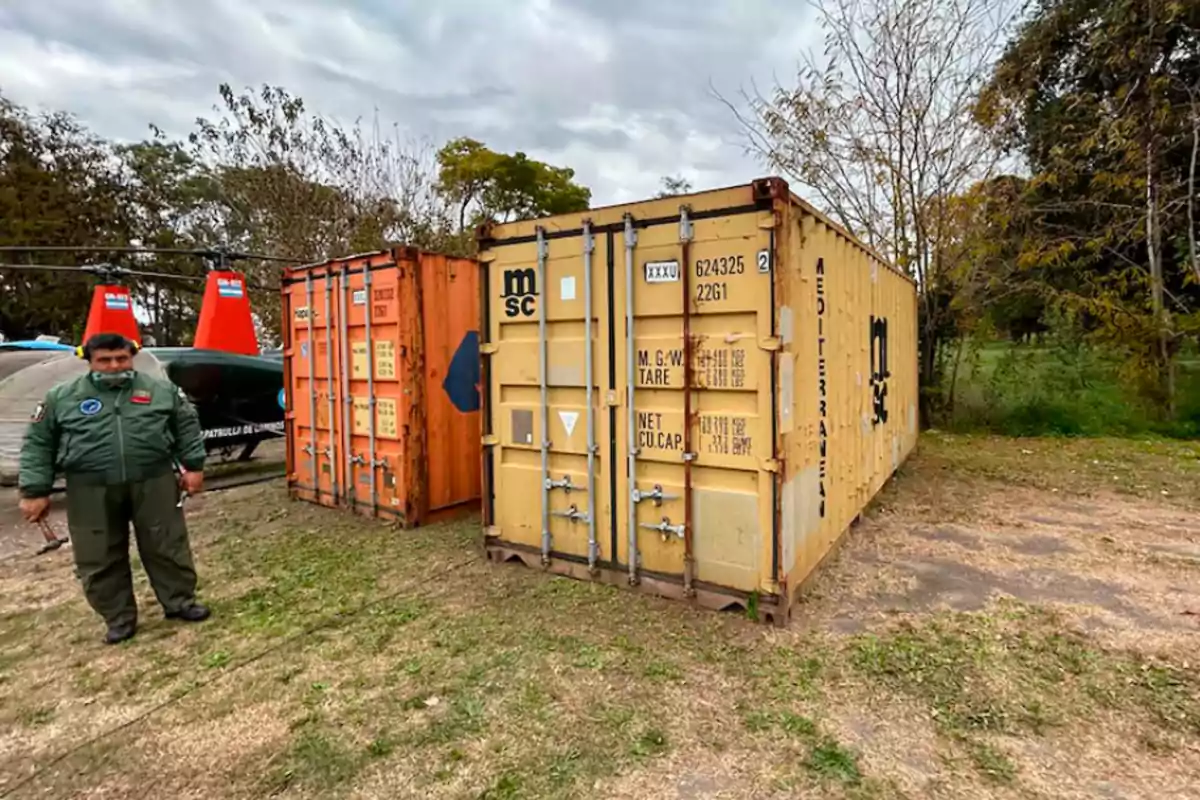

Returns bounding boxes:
[615,209,777,593]
[486,225,610,567]
[418,254,483,514]
[338,256,408,520]
[286,268,343,507]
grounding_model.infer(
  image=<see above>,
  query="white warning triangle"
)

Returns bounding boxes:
[559,410,579,437]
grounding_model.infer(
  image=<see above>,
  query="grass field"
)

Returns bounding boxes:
[944,340,1200,438]
[1,433,1198,799]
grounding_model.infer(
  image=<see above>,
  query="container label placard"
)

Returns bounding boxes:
[377,398,398,438]
[352,289,367,306]
[375,340,396,380]
[644,260,680,283]
[351,342,369,378]
[295,306,311,321]
[352,397,398,439]
[352,397,371,435]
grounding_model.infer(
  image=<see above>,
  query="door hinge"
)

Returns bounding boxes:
[480,342,499,355]
[759,337,781,352]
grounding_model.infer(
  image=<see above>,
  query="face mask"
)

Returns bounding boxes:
[90,370,135,389]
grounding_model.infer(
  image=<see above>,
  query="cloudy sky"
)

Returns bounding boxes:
[0,0,817,206]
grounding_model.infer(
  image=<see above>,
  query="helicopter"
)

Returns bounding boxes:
[0,244,294,485]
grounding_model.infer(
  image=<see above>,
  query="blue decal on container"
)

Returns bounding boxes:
[442,330,481,414]
[277,388,286,409]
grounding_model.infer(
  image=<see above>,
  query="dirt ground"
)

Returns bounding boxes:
[0,433,1197,799]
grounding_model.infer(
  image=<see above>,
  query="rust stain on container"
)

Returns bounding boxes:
[282,248,481,527]
[477,178,918,624]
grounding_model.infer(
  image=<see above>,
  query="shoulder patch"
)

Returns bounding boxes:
[31,403,45,423]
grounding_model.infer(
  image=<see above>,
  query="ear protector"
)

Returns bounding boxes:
[77,338,140,359]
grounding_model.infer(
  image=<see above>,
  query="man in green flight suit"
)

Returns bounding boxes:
[18,332,212,644]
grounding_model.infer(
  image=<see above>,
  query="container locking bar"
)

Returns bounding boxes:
[305,272,318,497]
[631,484,679,506]
[363,266,379,515]
[679,205,696,597]
[337,266,353,507]
[640,518,686,541]
[582,220,599,570]
[324,272,340,504]
[536,227,551,565]
[623,213,640,585]
[545,474,581,493]
[551,504,591,524]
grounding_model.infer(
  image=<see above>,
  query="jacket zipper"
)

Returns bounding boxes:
[115,386,128,483]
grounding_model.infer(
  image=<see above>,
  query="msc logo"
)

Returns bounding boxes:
[502,267,538,318]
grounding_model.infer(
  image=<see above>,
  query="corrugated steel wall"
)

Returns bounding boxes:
[480,178,917,623]
[282,248,481,528]
[780,203,919,603]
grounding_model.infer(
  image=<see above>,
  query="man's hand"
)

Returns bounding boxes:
[19,497,50,523]
[179,470,204,496]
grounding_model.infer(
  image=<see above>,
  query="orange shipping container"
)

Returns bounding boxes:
[281,248,481,527]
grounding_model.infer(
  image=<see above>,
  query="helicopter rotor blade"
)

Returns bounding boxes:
[2,262,203,284]
[0,262,279,294]
[0,263,89,273]
[0,245,300,263]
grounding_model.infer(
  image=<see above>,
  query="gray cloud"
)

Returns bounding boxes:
[0,0,816,204]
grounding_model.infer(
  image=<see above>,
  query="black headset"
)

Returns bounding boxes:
[76,336,141,360]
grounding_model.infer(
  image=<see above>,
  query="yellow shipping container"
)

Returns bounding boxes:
[477,178,918,624]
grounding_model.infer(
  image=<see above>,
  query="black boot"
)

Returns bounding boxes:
[165,603,211,622]
[104,621,137,645]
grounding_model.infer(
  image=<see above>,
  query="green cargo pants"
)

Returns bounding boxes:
[65,471,198,627]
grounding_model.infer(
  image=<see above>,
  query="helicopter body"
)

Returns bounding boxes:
[0,244,293,482]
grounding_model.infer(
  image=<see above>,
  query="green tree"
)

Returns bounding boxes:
[0,95,131,340]
[116,139,221,344]
[977,0,1200,413]
[186,84,460,336]
[435,137,590,231]
[724,0,1014,423]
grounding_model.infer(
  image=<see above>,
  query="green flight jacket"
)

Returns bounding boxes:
[18,371,206,498]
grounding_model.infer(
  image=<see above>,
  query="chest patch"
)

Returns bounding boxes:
[80,398,103,416]
[131,389,152,405]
